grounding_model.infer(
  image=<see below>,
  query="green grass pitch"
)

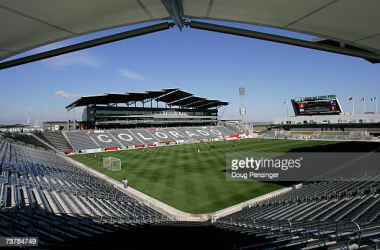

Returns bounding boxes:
[69,138,355,214]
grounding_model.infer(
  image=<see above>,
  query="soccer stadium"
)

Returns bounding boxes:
[1,1,380,249]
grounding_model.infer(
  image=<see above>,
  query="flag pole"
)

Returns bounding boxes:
[287,100,289,117]
[376,98,378,114]
[352,97,355,114]
[364,98,366,113]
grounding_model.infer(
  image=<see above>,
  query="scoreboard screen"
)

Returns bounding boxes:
[292,95,342,116]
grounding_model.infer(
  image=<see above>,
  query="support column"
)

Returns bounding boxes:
[67,110,70,131]
[73,107,76,131]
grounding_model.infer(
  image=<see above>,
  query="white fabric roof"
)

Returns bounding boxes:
[1,0,380,61]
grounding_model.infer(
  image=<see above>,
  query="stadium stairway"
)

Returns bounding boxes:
[226,125,241,134]
[107,132,125,147]
[40,131,74,152]
[33,132,55,148]
[30,132,58,152]
[62,131,76,150]
[65,131,99,151]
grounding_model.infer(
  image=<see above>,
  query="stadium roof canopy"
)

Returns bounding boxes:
[1,0,380,69]
[65,88,228,110]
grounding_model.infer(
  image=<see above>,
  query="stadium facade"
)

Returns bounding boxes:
[66,88,228,129]
[274,113,380,126]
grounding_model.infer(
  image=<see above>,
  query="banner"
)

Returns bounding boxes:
[85,148,102,154]
[105,147,119,151]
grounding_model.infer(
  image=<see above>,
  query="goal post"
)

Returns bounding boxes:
[103,157,121,171]
[103,157,111,169]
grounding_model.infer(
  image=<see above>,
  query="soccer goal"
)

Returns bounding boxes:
[103,157,121,171]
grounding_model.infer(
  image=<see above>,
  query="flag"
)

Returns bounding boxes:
[349,97,353,101]
[371,97,377,101]
[361,97,365,102]
[284,99,287,104]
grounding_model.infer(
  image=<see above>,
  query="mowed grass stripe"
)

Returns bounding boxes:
[69,138,348,214]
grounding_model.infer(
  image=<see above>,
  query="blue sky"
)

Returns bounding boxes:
[0,20,379,126]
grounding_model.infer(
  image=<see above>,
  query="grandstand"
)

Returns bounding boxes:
[0,132,52,151]
[3,136,380,249]
[260,130,374,141]
[221,173,380,223]
[66,88,228,129]
[258,94,380,141]
[215,172,380,249]
[35,131,74,152]
[17,126,240,153]
[2,0,380,249]
[0,139,163,218]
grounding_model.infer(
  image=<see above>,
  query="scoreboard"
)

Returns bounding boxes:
[292,95,342,116]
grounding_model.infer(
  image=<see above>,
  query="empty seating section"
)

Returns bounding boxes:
[33,132,55,147]
[225,125,241,134]
[129,129,158,144]
[2,136,380,249]
[215,215,380,250]
[260,130,374,141]
[173,127,194,139]
[5,127,238,153]
[87,132,121,148]
[0,138,166,223]
[159,128,187,141]
[109,130,142,146]
[40,131,73,151]
[0,133,52,150]
[220,173,380,224]
[172,127,209,140]
[165,128,192,141]
[189,127,225,140]
[215,126,239,136]
[213,173,380,249]
[65,131,99,150]
[174,127,211,140]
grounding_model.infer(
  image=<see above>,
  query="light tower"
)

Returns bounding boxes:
[239,86,246,122]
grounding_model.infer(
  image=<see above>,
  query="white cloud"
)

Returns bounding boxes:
[27,106,37,111]
[42,52,101,69]
[119,69,146,81]
[8,42,101,69]
[0,100,10,106]
[55,91,82,99]
[35,42,102,69]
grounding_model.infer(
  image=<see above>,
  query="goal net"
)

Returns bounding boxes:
[103,157,121,171]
